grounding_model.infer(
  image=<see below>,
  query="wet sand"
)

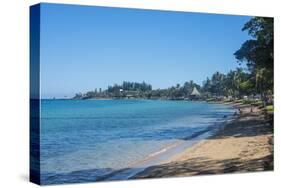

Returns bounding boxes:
[132,103,273,179]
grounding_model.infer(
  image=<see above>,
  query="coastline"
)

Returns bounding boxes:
[131,102,273,179]
[41,100,237,184]
[99,102,236,181]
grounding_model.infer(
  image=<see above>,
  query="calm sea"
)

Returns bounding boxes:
[39,99,234,184]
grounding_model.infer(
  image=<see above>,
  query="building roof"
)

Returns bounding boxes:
[190,87,200,96]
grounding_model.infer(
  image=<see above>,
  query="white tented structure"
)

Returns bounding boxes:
[190,87,201,100]
[191,87,200,95]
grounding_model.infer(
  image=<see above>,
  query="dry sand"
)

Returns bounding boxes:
[132,103,273,179]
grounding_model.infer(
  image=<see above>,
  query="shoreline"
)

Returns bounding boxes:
[40,100,273,184]
[100,102,236,181]
[131,102,273,179]
[40,100,238,184]
[104,124,227,181]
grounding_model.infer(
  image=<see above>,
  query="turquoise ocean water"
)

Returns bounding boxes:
[40,99,234,184]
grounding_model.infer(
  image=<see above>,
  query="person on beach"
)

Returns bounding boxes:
[238,108,242,114]
[250,104,253,113]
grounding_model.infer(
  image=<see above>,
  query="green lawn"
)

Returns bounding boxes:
[265,105,274,114]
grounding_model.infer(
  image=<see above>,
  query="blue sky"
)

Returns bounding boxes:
[40,3,251,98]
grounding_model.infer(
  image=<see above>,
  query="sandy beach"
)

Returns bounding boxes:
[132,103,273,179]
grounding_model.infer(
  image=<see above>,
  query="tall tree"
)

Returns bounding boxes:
[234,17,273,103]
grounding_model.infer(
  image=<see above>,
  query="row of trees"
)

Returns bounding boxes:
[201,17,273,105]
[73,80,201,100]
[107,81,152,93]
[73,17,273,104]
[146,81,201,99]
[234,17,273,103]
[202,68,254,98]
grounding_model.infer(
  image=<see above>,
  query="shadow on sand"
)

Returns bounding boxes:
[132,104,273,179]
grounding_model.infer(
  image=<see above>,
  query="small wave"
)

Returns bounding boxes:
[147,142,180,158]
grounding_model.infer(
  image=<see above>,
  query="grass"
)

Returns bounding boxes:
[242,100,252,104]
[265,105,274,114]
[234,99,273,116]
[206,98,218,102]
[252,100,263,106]
[207,98,272,114]
[234,99,244,103]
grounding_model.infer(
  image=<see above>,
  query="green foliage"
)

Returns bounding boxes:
[265,105,274,114]
[108,81,152,93]
[202,68,253,98]
[73,17,273,104]
[234,17,273,104]
[201,17,273,104]
[235,17,273,70]
[239,80,254,95]
[252,100,263,107]
[73,81,201,100]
